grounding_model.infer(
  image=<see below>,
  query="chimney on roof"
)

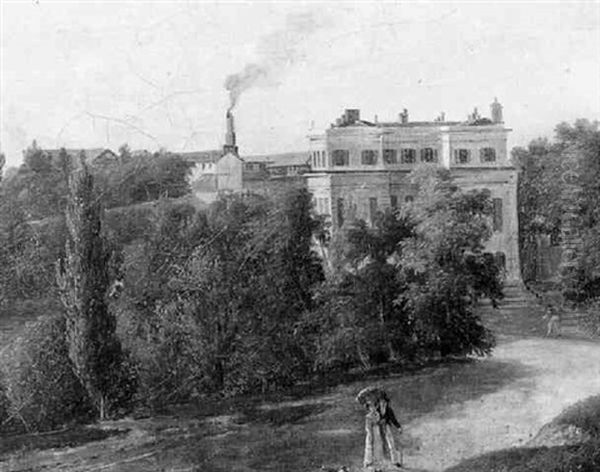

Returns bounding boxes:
[399,109,409,124]
[344,109,360,125]
[224,110,238,155]
[491,97,503,124]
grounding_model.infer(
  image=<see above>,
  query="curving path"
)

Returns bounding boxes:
[401,337,600,471]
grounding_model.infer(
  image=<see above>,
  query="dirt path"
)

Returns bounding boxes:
[3,336,600,472]
[402,337,600,471]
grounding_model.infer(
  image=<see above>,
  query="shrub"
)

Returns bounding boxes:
[0,372,9,426]
[582,298,600,338]
[117,302,210,408]
[0,315,94,433]
[551,394,600,438]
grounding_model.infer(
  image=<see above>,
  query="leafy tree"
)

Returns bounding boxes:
[397,166,498,357]
[310,210,414,369]
[514,119,600,299]
[99,151,194,208]
[10,142,70,218]
[555,120,600,299]
[56,157,128,419]
[512,139,563,282]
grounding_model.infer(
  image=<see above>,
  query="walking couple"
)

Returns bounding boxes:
[356,387,404,471]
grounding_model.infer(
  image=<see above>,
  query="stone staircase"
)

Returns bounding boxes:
[477,283,592,339]
[477,283,547,337]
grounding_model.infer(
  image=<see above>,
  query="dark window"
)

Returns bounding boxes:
[493,198,503,231]
[337,198,345,227]
[420,148,438,163]
[361,150,378,165]
[495,252,506,271]
[390,195,398,209]
[480,147,496,162]
[405,195,414,203]
[369,197,378,225]
[454,149,471,164]
[401,148,416,164]
[383,149,398,164]
[332,150,350,166]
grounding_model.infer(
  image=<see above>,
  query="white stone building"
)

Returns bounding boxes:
[305,99,521,282]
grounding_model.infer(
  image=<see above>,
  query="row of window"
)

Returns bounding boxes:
[331,195,503,231]
[331,148,438,166]
[329,147,497,167]
[454,147,497,164]
[244,162,267,171]
[333,195,415,227]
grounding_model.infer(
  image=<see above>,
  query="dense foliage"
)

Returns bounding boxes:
[56,161,132,420]
[0,143,502,431]
[514,119,600,300]
[113,187,324,402]
[310,167,499,371]
[0,316,94,432]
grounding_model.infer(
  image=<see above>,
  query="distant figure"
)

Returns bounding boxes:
[544,304,562,337]
[357,387,403,470]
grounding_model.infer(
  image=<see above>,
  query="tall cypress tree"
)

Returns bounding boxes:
[56,155,123,419]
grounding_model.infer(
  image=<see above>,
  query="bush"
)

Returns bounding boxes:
[117,302,210,408]
[551,394,600,438]
[0,315,94,432]
[582,298,600,337]
[0,372,9,426]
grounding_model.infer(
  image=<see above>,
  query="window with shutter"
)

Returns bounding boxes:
[493,198,503,231]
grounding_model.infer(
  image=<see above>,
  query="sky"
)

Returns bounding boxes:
[1,1,599,168]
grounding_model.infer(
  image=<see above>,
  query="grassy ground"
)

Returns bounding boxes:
[0,357,525,472]
[5,336,600,472]
[3,288,600,471]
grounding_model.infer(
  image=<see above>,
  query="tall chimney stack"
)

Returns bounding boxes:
[224,110,238,155]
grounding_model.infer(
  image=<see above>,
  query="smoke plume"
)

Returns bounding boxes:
[224,11,323,112]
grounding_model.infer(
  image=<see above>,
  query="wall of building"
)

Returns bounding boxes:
[452,167,521,282]
[310,124,509,173]
[216,152,243,192]
[306,118,521,282]
[445,126,510,168]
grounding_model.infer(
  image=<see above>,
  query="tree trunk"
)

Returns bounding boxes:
[357,344,371,369]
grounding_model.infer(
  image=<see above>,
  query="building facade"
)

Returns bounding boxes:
[186,112,310,203]
[305,99,521,282]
